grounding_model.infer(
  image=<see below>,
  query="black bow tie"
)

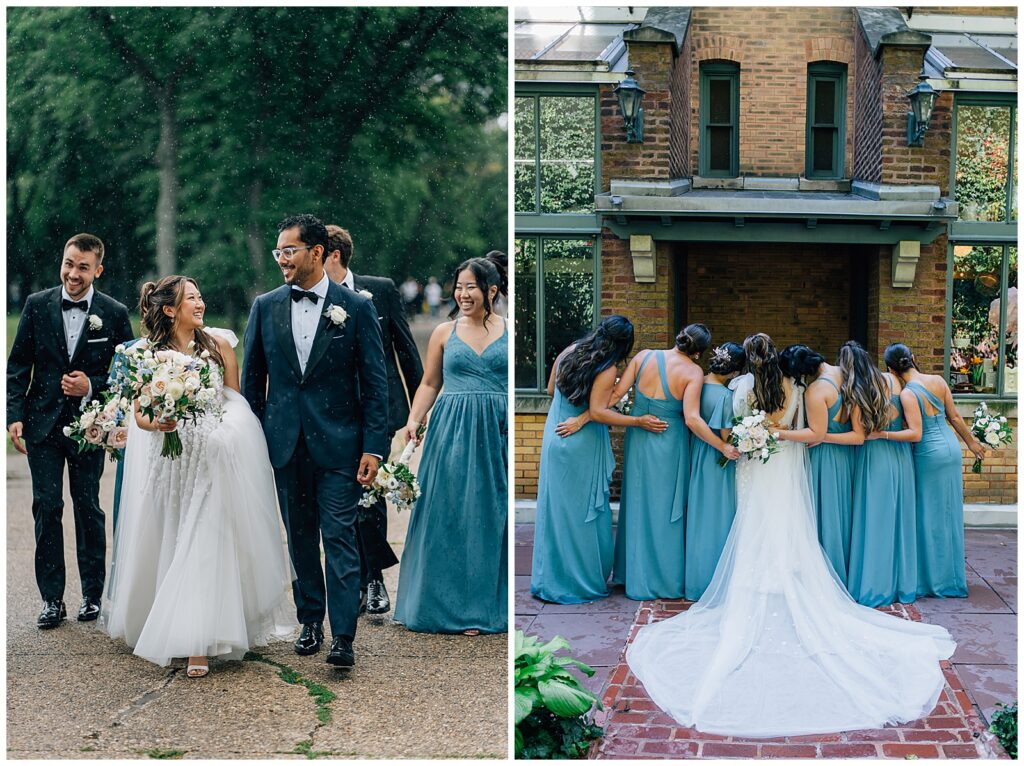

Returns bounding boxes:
[291,288,320,304]
[62,299,88,312]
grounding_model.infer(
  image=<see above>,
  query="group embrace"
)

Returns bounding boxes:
[531,316,986,736]
[7,216,508,680]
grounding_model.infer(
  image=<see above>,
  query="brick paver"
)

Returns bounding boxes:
[592,599,1009,759]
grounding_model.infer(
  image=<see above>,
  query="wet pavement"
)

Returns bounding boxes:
[6,315,508,760]
[516,523,1017,729]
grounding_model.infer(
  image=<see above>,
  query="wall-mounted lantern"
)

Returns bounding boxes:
[614,69,645,143]
[906,76,938,147]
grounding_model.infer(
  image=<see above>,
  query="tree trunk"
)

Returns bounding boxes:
[154,87,179,277]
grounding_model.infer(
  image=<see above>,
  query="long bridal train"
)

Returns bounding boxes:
[627,373,955,737]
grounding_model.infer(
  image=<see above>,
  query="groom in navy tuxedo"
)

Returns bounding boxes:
[243,214,388,667]
[6,233,133,628]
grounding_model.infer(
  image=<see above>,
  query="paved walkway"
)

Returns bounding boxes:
[516,524,1015,759]
[7,316,507,760]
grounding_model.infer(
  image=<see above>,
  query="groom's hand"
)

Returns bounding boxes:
[8,422,27,455]
[357,454,381,486]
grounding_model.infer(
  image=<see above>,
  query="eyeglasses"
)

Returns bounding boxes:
[272,245,312,261]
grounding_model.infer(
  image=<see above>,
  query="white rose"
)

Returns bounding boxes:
[985,431,1001,446]
[79,410,97,428]
[326,304,348,325]
[184,374,201,392]
[88,314,102,331]
[166,380,185,400]
[741,416,755,428]
[151,377,169,396]
[139,394,152,408]
[115,344,125,354]
[358,289,374,300]
[738,437,754,452]
[987,421,999,432]
[752,431,768,448]
[62,426,72,437]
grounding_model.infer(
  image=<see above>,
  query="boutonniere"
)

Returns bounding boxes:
[324,303,348,327]
[88,314,103,331]
[358,289,374,300]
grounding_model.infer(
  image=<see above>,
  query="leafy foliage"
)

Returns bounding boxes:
[514,631,603,759]
[955,105,1013,223]
[990,702,1017,759]
[8,8,507,324]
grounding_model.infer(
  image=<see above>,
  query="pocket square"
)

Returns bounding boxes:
[87,337,109,343]
[331,333,345,340]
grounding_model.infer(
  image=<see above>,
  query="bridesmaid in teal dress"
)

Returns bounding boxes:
[884,344,985,599]
[847,360,920,606]
[395,256,508,634]
[531,316,668,604]
[609,324,738,600]
[776,344,864,585]
[684,341,745,601]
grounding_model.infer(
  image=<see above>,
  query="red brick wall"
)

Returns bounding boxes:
[686,6,857,177]
[853,20,883,181]
[685,243,853,356]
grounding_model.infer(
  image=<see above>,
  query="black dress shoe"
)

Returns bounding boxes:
[37,599,66,629]
[326,636,355,667]
[78,596,101,622]
[293,622,324,655]
[366,580,390,614]
[358,590,367,615]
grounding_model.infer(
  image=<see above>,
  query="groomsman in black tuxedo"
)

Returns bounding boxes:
[325,225,424,615]
[6,233,133,628]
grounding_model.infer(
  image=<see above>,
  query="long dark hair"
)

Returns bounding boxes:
[884,343,919,375]
[838,341,891,433]
[556,315,635,407]
[744,333,785,413]
[139,275,225,369]
[448,253,508,327]
[779,344,825,387]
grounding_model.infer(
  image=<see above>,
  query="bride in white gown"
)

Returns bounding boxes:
[102,276,295,677]
[627,333,955,737]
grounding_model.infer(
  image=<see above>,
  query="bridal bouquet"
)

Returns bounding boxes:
[115,343,222,459]
[718,409,781,466]
[358,428,424,513]
[970,401,1012,473]
[63,394,130,461]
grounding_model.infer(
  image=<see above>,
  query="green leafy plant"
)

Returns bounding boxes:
[990,701,1017,759]
[514,631,603,759]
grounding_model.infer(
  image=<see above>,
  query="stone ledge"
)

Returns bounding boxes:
[851,180,942,201]
[610,178,691,197]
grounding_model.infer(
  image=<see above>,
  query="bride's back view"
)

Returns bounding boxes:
[627,333,955,737]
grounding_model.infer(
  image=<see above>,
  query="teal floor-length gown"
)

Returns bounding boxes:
[611,351,688,600]
[394,320,508,633]
[847,394,918,606]
[809,378,856,584]
[683,382,736,601]
[906,381,968,598]
[531,365,615,604]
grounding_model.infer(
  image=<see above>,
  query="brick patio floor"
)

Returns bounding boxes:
[516,525,1015,760]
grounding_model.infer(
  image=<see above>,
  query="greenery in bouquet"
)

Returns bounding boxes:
[63,394,130,461]
[116,343,222,459]
[358,424,425,514]
[515,631,603,759]
[970,401,1013,473]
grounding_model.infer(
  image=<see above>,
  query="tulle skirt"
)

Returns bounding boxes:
[627,440,955,737]
[102,389,296,666]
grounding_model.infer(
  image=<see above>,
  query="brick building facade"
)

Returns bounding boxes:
[514,7,1017,518]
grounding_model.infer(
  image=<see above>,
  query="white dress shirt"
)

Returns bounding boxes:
[340,270,355,290]
[291,272,330,374]
[61,285,95,399]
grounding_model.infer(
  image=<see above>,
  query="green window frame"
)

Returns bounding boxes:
[805,62,847,179]
[699,61,739,178]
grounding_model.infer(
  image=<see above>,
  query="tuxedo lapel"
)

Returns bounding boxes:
[272,290,303,380]
[49,289,71,362]
[303,286,342,382]
[69,294,102,367]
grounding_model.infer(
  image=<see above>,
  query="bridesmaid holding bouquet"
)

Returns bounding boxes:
[885,344,985,599]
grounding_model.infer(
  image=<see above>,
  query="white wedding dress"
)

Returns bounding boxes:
[627,374,955,737]
[101,329,295,666]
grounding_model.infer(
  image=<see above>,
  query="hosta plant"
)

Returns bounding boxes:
[514,631,603,759]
